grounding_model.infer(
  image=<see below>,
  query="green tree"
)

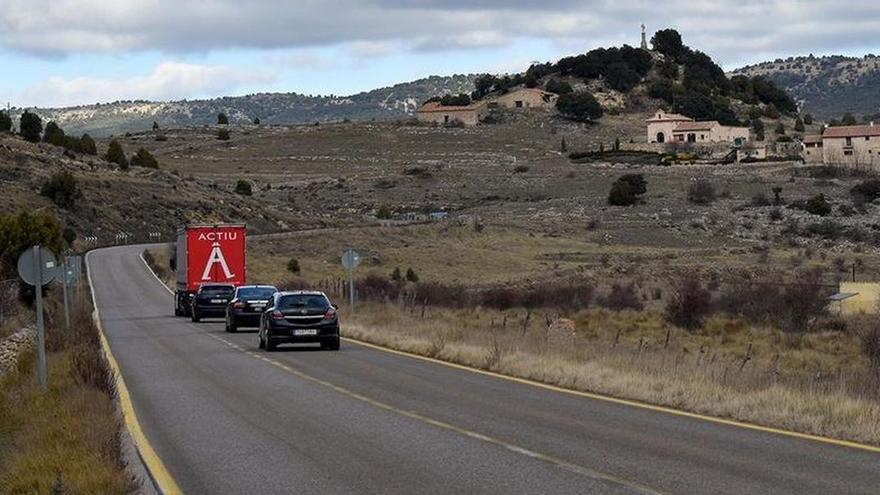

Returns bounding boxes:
[391,267,402,281]
[40,172,81,209]
[544,79,573,95]
[286,257,301,274]
[651,29,686,61]
[841,113,858,126]
[217,112,229,125]
[608,180,636,206]
[752,119,765,141]
[234,180,253,196]
[152,121,160,131]
[775,122,786,135]
[804,194,832,216]
[619,173,647,195]
[43,121,66,146]
[253,117,261,125]
[0,111,11,133]
[130,147,159,168]
[0,211,64,278]
[556,92,603,122]
[217,128,230,140]
[405,268,419,283]
[803,113,813,125]
[473,74,497,98]
[105,140,129,168]
[794,117,805,133]
[376,203,392,219]
[79,134,97,155]
[19,110,43,142]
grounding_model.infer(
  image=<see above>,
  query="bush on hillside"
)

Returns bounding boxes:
[544,79,573,95]
[105,140,128,168]
[687,179,716,205]
[804,194,832,216]
[0,211,64,278]
[665,271,713,330]
[79,134,97,155]
[850,179,880,205]
[234,179,252,196]
[217,112,229,125]
[217,128,230,140]
[43,121,65,146]
[0,111,11,132]
[40,172,81,209]
[130,148,159,169]
[286,258,301,274]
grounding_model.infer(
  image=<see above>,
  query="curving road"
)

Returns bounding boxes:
[88,245,880,495]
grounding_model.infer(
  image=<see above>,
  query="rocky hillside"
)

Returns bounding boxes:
[14,75,478,137]
[733,55,880,120]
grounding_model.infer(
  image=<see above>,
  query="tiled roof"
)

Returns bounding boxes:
[646,111,692,122]
[417,101,485,113]
[822,125,880,138]
[802,134,823,144]
[672,121,719,132]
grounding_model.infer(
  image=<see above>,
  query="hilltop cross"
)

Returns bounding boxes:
[640,24,648,50]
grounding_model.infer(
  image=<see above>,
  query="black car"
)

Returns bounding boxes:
[225,285,278,332]
[259,291,340,351]
[191,284,235,322]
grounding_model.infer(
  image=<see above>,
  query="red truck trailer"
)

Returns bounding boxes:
[173,224,247,316]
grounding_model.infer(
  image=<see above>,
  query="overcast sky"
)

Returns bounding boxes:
[2,0,880,108]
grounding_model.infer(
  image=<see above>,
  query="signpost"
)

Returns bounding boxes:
[16,246,58,392]
[341,249,360,313]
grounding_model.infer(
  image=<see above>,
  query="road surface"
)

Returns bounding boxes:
[88,245,880,494]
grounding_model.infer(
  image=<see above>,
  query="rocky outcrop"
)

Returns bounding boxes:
[0,327,37,377]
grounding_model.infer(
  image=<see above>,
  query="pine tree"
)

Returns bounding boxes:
[217,112,229,125]
[130,148,159,168]
[19,110,42,142]
[0,111,11,133]
[794,117,805,133]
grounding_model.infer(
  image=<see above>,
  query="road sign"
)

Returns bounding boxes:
[17,247,58,286]
[16,246,55,392]
[341,249,360,270]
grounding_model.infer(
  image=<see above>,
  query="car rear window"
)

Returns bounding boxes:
[237,287,277,299]
[201,286,234,296]
[277,295,329,310]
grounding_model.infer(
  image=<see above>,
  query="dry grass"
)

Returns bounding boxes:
[0,289,134,494]
[346,302,880,445]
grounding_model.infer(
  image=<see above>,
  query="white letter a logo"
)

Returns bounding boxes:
[202,242,235,280]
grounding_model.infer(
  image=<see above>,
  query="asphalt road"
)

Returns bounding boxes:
[88,245,880,495]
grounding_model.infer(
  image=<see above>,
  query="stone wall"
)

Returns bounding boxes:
[0,326,36,377]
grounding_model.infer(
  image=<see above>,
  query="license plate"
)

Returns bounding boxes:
[251,304,265,310]
[293,329,318,336]
[211,299,227,304]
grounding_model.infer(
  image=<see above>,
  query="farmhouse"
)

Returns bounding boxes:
[802,134,824,164]
[811,124,880,170]
[416,101,487,126]
[646,110,750,145]
[494,88,557,110]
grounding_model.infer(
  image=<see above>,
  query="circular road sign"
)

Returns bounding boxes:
[17,247,58,287]
[341,249,360,270]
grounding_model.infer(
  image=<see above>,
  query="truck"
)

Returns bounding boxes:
[173,224,247,316]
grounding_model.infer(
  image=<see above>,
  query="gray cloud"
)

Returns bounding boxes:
[2,1,880,66]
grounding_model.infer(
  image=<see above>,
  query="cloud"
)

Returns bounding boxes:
[1,1,879,71]
[15,62,276,107]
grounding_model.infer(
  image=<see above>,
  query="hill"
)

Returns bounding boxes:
[13,75,478,137]
[733,55,880,120]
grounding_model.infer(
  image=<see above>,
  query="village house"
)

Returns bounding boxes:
[416,100,487,126]
[494,88,557,110]
[805,124,880,170]
[646,110,750,145]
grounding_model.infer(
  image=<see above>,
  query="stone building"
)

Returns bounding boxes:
[814,124,880,170]
[802,134,824,164]
[416,101,487,126]
[646,110,750,145]
[494,88,557,110]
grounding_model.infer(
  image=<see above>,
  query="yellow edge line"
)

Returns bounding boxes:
[342,336,880,454]
[137,248,880,455]
[87,249,184,495]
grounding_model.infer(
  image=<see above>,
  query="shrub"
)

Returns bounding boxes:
[253,117,261,125]
[154,134,168,142]
[803,113,813,125]
[43,121,65,146]
[391,267,402,281]
[439,93,472,106]
[556,92,603,122]
[804,194,832,216]
[850,179,880,205]
[217,112,229,125]
[217,128,230,140]
[794,117,805,132]
[769,208,784,221]
[234,180,253,196]
[601,283,644,311]
[0,211,65,278]
[666,272,713,330]
[286,258,301,274]
[0,111,11,132]
[751,192,770,206]
[356,274,401,301]
[376,204,392,219]
[779,269,830,333]
[545,79,573,95]
[619,174,647,195]
[513,164,529,174]
[608,180,636,206]
[105,140,128,168]
[130,148,159,168]
[19,110,43,142]
[405,268,419,283]
[859,320,880,375]
[79,134,97,155]
[687,179,716,205]
[152,121,160,131]
[40,172,81,209]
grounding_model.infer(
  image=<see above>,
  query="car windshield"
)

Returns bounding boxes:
[277,294,330,310]
[201,286,234,296]
[237,287,276,299]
